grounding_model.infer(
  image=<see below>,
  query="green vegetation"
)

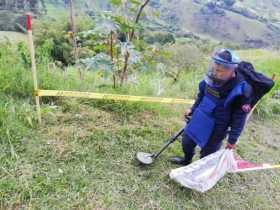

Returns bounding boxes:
[0,0,279,209]
[0,37,279,208]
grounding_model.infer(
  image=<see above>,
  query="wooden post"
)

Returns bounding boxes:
[69,0,77,59]
[272,73,276,81]
[68,0,82,79]
[109,31,116,88]
[27,13,42,125]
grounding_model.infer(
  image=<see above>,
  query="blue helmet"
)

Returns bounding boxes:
[205,49,240,87]
[212,49,240,69]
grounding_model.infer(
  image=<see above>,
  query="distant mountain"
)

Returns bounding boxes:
[156,0,280,48]
[1,0,280,48]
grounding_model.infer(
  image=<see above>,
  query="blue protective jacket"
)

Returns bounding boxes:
[185,72,252,148]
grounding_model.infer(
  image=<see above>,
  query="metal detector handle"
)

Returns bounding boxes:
[153,127,185,159]
[185,115,191,123]
[152,116,191,159]
[168,116,190,143]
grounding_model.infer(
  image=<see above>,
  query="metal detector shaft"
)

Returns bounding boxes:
[152,127,185,159]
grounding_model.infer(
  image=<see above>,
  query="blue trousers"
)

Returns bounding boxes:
[182,128,227,162]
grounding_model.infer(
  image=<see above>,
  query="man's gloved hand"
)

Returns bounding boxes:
[184,108,192,119]
[225,142,236,149]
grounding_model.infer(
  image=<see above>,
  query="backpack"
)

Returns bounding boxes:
[237,61,275,106]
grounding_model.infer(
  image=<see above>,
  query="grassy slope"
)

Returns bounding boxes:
[163,0,274,45]
[235,0,280,23]
[0,49,279,209]
[0,31,27,43]
[44,0,276,46]
[8,100,278,209]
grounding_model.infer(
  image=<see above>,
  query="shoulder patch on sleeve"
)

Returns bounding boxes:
[242,104,252,113]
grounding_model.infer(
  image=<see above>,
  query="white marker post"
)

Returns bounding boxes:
[27,13,42,125]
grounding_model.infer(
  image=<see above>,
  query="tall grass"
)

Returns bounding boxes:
[0,43,279,120]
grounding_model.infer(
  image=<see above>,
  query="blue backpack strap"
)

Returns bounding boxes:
[224,81,250,107]
[199,80,207,93]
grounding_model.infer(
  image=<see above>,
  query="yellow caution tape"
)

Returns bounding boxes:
[36,89,195,105]
[271,164,280,169]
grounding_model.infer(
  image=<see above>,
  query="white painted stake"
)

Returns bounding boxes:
[27,13,42,125]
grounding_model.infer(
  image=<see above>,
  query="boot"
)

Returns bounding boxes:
[169,156,191,166]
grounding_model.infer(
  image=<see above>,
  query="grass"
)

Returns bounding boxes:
[0,43,279,209]
[1,98,279,209]
[0,31,27,44]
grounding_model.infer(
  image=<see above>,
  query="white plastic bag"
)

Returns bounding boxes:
[169,149,237,192]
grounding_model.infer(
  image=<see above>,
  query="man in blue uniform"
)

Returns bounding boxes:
[170,49,253,165]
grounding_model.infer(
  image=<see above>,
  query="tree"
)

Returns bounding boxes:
[108,0,151,85]
[80,0,152,87]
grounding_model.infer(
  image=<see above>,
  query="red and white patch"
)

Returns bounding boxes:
[242,104,251,113]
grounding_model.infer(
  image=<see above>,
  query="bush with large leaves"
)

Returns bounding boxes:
[33,14,93,66]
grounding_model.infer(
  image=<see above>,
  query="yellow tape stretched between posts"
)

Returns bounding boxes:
[36,89,195,105]
[271,164,280,169]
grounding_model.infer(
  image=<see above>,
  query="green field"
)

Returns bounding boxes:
[0,42,279,209]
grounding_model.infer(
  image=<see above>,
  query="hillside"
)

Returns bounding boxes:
[158,0,280,48]
[1,0,280,48]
